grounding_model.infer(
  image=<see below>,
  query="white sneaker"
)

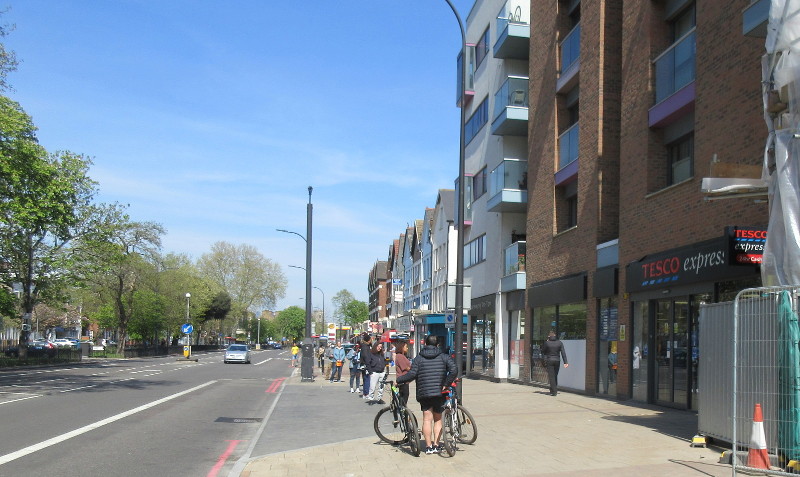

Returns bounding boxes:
[350,388,355,393]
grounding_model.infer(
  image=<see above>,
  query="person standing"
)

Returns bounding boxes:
[316,344,326,374]
[346,344,362,393]
[329,341,345,382]
[397,334,457,455]
[360,333,373,399]
[541,330,568,396]
[365,341,387,404]
[290,342,300,368]
[394,340,412,407]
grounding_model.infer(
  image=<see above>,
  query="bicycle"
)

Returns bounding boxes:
[373,379,422,457]
[440,378,478,456]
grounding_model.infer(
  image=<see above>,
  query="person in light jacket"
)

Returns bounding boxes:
[346,344,362,393]
[328,342,345,382]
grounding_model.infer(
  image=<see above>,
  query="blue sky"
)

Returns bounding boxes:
[3,0,474,316]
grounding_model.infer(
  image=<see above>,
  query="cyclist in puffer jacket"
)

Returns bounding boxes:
[396,335,457,454]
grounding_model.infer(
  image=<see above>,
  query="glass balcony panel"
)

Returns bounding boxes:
[558,123,579,170]
[655,30,696,103]
[493,77,529,120]
[489,160,528,197]
[504,241,526,276]
[496,1,528,36]
[560,23,581,72]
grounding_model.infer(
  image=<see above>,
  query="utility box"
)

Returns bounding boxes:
[80,342,91,359]
[301,342,314,381]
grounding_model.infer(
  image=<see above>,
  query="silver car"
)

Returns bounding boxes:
[224,344,251,364]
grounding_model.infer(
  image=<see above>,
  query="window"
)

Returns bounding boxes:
[475,27,490,68]
[566,194,578,228]
[667,133,693,185]
[464,235,486,268]
[556,180,578,232]
[672,3,695,41]
[472,168,487,200]
[465,99,488,144]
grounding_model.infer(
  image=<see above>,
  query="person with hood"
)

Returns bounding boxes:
[541,330,569,396]
[364,341,387,404]
[329,341,346,382]
[396,335,457,455]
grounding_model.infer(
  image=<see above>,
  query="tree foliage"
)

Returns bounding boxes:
[275,306,305,342]
[331,289,367,328]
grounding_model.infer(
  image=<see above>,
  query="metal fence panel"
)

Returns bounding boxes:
[732,286,800,476]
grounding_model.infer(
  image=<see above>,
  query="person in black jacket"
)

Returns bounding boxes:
[365,341,387,404]
[397,335,457,455]
[541,330,569,396]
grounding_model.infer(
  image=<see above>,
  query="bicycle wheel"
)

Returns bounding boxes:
[405,410,421,456]
[455,405,478,444]
[441,408,457,456]
[374,406,406,444]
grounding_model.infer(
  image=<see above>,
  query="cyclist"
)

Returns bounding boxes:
[397,335,457,455]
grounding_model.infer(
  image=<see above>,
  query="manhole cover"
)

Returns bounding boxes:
[215,417,263,423]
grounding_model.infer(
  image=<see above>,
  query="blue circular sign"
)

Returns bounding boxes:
[182,323,194,334]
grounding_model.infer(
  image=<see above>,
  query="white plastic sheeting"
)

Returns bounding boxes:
[761,0,800,286]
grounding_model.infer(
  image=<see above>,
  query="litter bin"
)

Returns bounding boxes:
[80,342,91,359]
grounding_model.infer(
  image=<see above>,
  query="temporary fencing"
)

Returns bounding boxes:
[732,286,800,476]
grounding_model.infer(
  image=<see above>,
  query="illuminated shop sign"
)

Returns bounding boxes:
[626,235,758,293]
[726,226,767,265]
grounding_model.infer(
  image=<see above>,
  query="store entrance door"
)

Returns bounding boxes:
[654,298,690,408]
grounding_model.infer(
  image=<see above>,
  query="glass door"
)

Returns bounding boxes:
[654,297,690,408]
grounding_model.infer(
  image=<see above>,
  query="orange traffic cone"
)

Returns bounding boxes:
[747,403,770,469]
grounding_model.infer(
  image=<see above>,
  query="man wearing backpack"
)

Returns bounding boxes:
[397,334,457,455]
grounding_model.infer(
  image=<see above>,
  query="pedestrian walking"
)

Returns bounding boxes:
[290,343,300,368]
[541,330,569,396]
[329,341,345,382]
[346,344,362,393]
[396,334,457,455]
[365,341,387,404]
[394,340,412,407]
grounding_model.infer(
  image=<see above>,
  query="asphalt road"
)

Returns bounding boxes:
[0,348,300,477]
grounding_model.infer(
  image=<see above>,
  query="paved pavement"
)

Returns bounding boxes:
[239,370,731,477]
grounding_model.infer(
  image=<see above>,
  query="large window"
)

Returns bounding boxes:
[464,235,486,268]
[470,313,495,374]
[465,99,488,144]
[667,133,693,185]
[557,180,578,232]
[475,27,490,69]
[472,167,487,200]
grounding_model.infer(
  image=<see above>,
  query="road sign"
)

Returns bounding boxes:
[182,323,194,334]
[445,312,455,323]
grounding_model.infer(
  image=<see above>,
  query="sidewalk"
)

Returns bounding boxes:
[241,374,730,477]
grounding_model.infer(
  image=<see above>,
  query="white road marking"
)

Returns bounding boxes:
[0,394,41,405]
[0,380,218,465]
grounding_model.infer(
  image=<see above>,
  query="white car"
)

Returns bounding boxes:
[52,339,76,348]
[224,344,251,364]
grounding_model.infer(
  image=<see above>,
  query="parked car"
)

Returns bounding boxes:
[270,342,283,350]
[53,339,77,348]
[224,344,251,364]
[4,340,57,358]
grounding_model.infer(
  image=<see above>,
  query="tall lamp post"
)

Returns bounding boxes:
[277,186,314,381]
[314,286,325,337]
[185,292,191,357]
[444,0,467,394]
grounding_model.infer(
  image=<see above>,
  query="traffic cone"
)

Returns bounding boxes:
[747,403,770,469]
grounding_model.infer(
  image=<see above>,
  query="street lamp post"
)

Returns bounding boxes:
[277,186,314,381]
[443,0,467,397]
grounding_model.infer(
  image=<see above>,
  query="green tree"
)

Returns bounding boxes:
[127,289,167,344]
[331,289,356,324]
[0,11,17,92]
[275,306,305,343]
[197,241,287,315]
[340,299,369,329]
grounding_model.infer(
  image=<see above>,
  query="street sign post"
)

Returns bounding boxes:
[182,323,193,358]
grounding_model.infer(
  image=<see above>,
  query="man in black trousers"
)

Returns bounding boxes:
[541,330,568,396]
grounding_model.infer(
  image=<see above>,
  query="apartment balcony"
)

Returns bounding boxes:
[556,22,580,93]
[491,76,529,136]
[501,241,526,292]
[487,159,528,213]
[649,30,695,127]
[493,1,529,59]
[556,122,579,185]
[456,44,476,107]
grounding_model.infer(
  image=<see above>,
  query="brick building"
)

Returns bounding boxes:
[525,0,768,409]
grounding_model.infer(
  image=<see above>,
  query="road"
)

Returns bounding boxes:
[0,348,300,477]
